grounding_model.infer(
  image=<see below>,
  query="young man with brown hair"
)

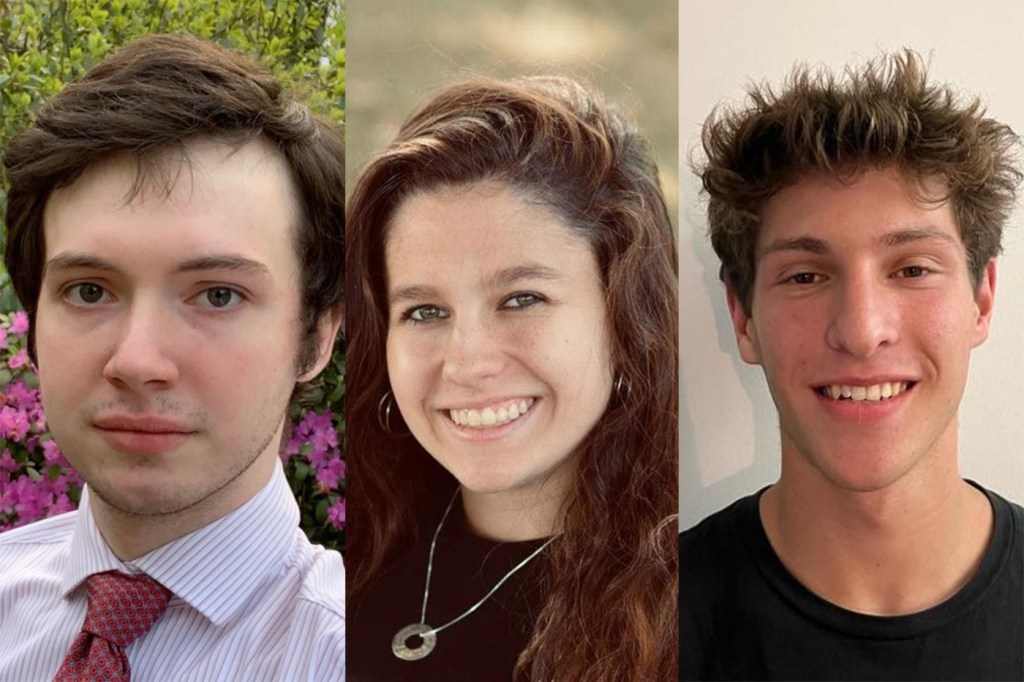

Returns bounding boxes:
[680,51,1023,680]
[0,35,344,680]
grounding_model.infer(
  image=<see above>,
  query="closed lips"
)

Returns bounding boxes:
[449,398,536,428]
[93,416,194,433]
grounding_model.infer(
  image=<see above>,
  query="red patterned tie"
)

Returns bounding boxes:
[53,571,172,682]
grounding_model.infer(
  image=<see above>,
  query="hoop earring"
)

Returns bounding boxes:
[378,391,397,434]
[614,374,632,402]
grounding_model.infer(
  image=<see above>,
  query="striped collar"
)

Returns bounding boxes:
[62,459,300,627]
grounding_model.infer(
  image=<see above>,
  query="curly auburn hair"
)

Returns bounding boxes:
[3,34,345,372]
[699,49,1021,312]
[346,76,678,681]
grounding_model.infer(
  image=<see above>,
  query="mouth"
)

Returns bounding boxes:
[93,415,197,455]
[93,415,196,433]
[447,398,537,429]
[815,381,916,402]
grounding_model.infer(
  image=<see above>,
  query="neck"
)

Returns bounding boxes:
[90,453,277,560]
[460,472,568,542]
[762,427,993,615]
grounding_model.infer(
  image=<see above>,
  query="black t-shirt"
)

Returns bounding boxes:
[679,483,1024,681]
[348,499,547,681]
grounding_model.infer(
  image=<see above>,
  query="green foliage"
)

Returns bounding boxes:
[0,0,345,552]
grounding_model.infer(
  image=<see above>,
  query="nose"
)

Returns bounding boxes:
[103,300,180,390]
[825,273,899,358]
[440,314,506,386]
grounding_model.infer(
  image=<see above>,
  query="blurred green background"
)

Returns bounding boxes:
[346,0,678,220]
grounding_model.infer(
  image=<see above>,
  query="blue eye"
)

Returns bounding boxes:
[405,305,449,323]
[196,287,244,309]
[65,283,111,305]
[501,293,544,309]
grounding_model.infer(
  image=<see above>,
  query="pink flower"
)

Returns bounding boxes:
[8,311,29,336]
[7,349,29,369]
[42,440,63,464]
[51,494,75,515]
[5,380,37,411]
[0,449,16,473]
[327,498,345,529]
[315,457,345,491]
[0,327,8,351]
[0,406,30,442]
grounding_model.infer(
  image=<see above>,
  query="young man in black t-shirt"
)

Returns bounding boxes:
[680,51,1024,681]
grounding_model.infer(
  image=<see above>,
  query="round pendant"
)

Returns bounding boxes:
[392,623,437,661]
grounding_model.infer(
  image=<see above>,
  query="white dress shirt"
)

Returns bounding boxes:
[0,459,344,681]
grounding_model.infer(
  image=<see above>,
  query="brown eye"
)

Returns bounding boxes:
[789,272,819,284]
[899,265,926,278]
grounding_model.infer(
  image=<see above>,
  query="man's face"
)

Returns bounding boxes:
[729,166,994,492]
[37,138,322,519]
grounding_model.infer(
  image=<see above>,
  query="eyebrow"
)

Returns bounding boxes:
[388,263,564,307]
[879,227,957,248]
[758,226,958,259]
[758,236,828,258]
[44,251,272,277]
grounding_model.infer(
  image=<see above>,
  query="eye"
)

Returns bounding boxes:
[64,282,111,305]
[501,292,545,309]
[194,286,245,309]
[404,305,449,323]
[894,265,931,279]
[786,272,823,285]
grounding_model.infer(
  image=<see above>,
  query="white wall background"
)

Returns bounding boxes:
[679,0,1024,527]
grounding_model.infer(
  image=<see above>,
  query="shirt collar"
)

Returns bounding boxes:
[63,458,300,626]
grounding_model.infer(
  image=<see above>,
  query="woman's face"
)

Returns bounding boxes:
[385,181,613,504]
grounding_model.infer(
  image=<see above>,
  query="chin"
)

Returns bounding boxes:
[808,452,919,494]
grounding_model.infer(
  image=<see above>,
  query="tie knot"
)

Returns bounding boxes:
[83,571,173,648]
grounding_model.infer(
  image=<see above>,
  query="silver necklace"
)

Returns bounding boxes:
[391,488,558,661]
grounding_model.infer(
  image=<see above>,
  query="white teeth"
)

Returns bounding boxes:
[822,382,909,402]
[449,398,536,428]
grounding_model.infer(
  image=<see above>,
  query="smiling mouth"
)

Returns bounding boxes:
[815,381,916,402]
[448,398,536,428]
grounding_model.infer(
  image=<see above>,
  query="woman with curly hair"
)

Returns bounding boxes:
[345,76,677,681]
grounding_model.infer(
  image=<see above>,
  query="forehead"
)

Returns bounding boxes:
[385,181,596,285]
[757,167,962,256]
[42,137,300,275]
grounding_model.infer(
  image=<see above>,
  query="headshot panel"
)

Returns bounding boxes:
[679,0,1023,679]
[345,1,678,680]
[0,6,345,681]
[679,0,1024,532]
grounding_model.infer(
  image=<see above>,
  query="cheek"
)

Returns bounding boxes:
[753,306,819,375]
[385,331,430,404]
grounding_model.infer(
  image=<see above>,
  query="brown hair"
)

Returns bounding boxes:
[2,34,345,370]
[700,49,1021,312]
[346,77,678,681]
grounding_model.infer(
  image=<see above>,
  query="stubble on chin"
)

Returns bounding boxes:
[82,413,283,520]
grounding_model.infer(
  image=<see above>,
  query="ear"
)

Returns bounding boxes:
[298,303,344,382]
[726,286,762,365]
[971,259,996,348]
